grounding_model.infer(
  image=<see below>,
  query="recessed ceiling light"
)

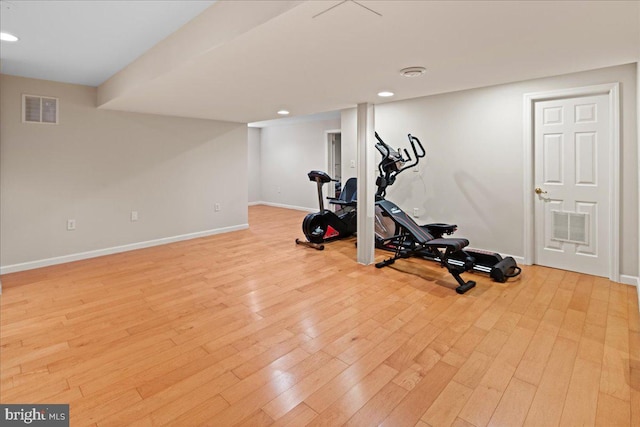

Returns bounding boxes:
[0,32,19,42]
[377,91,394,97]
[277,110,290,115]
[400,66,426,77]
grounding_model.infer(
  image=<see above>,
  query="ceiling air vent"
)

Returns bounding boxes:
[22,94,58,124]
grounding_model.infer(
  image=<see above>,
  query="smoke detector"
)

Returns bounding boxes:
[400,67,427,77]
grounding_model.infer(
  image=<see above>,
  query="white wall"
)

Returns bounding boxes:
[341,108,358,184]
[258,118,340,210]
[1,74,248,271]
[248,127,262,203]
[343,64,638,277]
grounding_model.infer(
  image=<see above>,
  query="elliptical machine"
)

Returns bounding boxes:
[295,170,357,250]
[374,132,521,284]
[374,132,458,243]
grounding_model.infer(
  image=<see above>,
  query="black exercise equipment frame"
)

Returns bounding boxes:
[295,171,357,250]
[373,132,521,289]
[375,199,477,294]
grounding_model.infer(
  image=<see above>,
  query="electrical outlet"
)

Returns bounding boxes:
[214,203,221,212]
[350,160,356,168]
[67,219,76,230]
[131,211,138,221]
[413,208,419,218]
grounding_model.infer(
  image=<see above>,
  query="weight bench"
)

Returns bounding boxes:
[375,200,477,294]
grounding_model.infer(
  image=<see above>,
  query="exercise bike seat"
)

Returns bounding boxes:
[329,177,357,206]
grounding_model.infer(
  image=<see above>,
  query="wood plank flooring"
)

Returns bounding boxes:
[1,205,638,426]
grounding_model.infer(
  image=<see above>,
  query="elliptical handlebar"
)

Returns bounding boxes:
[374,132,391,177]
[374,132,426,198]
[404,134,425,171]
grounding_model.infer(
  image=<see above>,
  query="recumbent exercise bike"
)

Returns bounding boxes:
[295,171,357,250]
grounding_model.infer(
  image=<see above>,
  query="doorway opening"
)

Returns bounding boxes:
[326,130,342,200]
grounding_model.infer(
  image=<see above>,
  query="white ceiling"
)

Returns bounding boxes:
[1,1,639,123]
[0,0,214,86]
[248,110,341,128]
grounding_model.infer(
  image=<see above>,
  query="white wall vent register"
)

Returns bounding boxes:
[551,210,589,245]
[22,94,58,124]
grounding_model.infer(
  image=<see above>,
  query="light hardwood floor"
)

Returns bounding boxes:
[1,205,638,426]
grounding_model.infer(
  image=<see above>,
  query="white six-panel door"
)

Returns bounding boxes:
[534,94,610,277]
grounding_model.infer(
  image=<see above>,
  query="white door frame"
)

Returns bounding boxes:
[523,83,620,282]
[325,129,341,197]
[324,129,342,173]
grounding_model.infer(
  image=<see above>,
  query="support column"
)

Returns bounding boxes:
[356,103,375,265]
[637,61,640,303]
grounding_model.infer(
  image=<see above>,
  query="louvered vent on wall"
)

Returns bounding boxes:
[22,94,58,124]
[551,211,588,245]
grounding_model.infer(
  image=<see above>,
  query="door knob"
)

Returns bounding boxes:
[535,187,547,195]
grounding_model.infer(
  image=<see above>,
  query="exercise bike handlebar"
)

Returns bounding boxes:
[307,170,341,184]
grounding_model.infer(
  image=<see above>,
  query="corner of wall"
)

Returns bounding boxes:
[637,60,640,281]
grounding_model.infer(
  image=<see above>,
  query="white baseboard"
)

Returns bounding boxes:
[622,275,640,313]
[251,201,315,213]
[0,224,249,275]
[620,274,639,287]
